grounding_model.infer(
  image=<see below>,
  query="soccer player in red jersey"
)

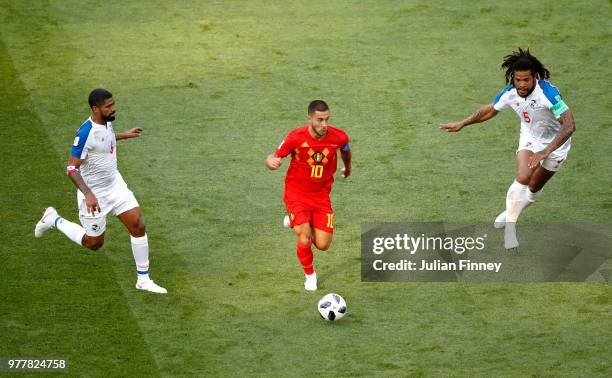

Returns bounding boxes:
[266,100,352,291]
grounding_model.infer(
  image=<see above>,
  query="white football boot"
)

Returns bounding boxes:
[135,279,168,294]
[283,215,291,228]
[494,210,507,229]
[34,207,58,238]
[304,272,317,291]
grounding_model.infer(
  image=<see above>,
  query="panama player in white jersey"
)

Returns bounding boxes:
[440,48,576,249]
[35,88,167,293]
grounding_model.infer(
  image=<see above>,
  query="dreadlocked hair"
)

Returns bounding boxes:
[501,47,550,84]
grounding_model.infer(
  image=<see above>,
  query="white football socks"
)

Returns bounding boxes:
[504,180,527,249]
[525,188,543,206]
[131,234,150,282]
[55,216,86,246]
[505,180,528,222]
[500,182,544,249]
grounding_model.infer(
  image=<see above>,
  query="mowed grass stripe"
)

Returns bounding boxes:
[0,37,162,376]
[0,4,216,371]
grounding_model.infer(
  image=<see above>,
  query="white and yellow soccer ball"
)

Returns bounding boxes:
[318,293,347,321]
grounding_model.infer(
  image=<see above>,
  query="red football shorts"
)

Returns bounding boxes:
[285,202,334,234]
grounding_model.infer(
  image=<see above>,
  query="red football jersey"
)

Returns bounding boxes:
[275,125,350,205]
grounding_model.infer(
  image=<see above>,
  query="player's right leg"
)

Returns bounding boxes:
[502,150,536,248]
[293,217,317,291]
[509,150,534,217]
[35,207,61,238]
[35,206,104,249]
[77,201,108,250]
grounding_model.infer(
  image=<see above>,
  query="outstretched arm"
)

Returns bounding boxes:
[440,104,498,132]
[116,127,143,140]
[528,109,576,168]
[67,155,100,215]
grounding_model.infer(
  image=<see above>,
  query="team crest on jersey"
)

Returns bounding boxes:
[307,148,330,165]
[530,99,537,109]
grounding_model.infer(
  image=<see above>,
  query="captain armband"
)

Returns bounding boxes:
[66,165,80,175]
[341,143,351,153]
[551,96,569,118]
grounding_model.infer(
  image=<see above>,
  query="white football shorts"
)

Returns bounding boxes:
[77,172,139,236]
[517,131,571,172]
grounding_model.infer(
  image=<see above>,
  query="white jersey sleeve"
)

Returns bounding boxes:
[492,85,513,111]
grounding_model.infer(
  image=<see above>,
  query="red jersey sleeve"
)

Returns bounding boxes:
[275,131,296,158]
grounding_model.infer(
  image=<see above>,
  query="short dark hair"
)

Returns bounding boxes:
[501,47,550,84]
[308,100,329,115]
[88,88,113,108]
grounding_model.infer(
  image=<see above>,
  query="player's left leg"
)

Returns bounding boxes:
[116,206,167,294]
[497,129,569,228]
[525,164,555,205]
[503,149,564,248]
[311,228,333,251]
[497,151,563,224]
[311,208,334,250]
[515,156,560,217]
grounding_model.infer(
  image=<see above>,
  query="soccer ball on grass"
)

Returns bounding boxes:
[318,293,347,321]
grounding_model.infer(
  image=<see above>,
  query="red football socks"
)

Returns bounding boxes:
[296,240,314,275]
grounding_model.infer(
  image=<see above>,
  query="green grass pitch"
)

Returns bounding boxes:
[1,0,611,376]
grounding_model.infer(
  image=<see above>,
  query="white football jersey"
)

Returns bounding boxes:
[493,80,570,146]
[70,117,118,192]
